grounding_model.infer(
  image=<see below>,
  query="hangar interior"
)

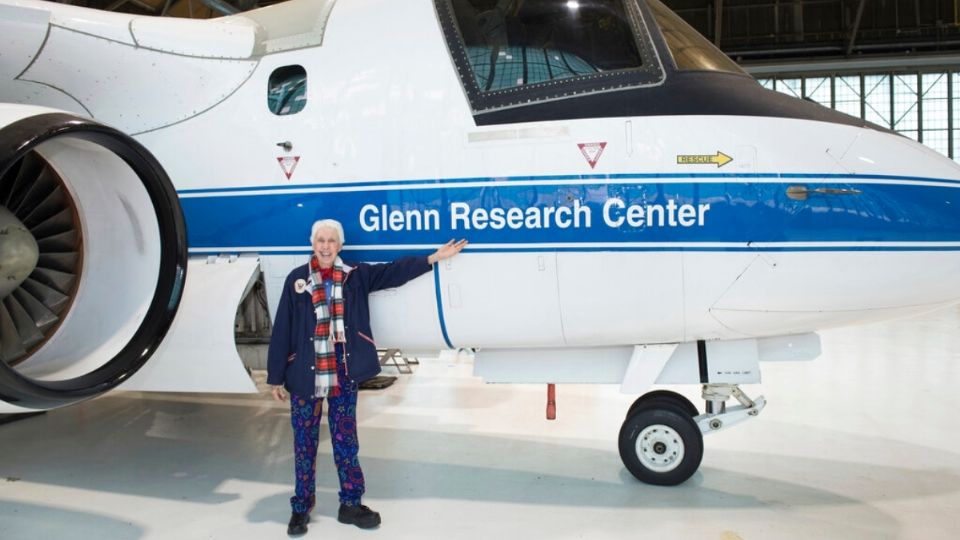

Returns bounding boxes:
[3,1,960,539]
[678,0,960,163]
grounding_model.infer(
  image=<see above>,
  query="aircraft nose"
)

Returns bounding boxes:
[0,205,39,300]
[836,127,960,181]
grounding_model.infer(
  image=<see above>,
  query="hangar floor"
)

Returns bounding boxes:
[2,307,960,540]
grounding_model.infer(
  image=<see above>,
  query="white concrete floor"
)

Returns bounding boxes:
[3,307,960,540]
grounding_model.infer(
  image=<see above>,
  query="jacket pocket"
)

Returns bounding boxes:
[357,331,377,347]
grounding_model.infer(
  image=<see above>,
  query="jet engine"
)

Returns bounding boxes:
[0,106,187,413]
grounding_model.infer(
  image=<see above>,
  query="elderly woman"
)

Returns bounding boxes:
[267,218,466,535]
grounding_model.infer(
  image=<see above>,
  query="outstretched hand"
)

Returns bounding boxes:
[428,239,468,264]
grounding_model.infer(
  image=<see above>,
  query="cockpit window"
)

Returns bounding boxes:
[436,0,664,114]
[646,0,746,75]
[468,46,600,92]
[268,65,307,115]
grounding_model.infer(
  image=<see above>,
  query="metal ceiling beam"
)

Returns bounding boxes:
[845,0,867,56]
[745,52,960,76]
[713,0,723,47]
[200,0,238,15]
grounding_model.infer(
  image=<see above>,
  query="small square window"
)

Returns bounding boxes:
[268,65,307,116]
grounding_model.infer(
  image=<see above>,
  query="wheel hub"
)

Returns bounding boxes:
[0,206,38,299]
[636,423,685,473]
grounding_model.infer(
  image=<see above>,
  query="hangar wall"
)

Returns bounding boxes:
[755,70,960,162]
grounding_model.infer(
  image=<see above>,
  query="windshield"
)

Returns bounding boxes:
[645,0,746,75]
[438,0,664,113]
[456,0,646,91]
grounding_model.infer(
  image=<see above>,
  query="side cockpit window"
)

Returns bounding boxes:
[437,0,664,114]
[268,65,307,116]
[646,0,745,75]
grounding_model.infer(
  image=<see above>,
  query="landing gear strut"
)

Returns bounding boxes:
[618,385,765,485]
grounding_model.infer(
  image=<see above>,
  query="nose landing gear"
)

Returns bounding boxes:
[618,385,765,485]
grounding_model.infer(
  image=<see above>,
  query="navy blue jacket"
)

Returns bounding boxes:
[266,256,432,397]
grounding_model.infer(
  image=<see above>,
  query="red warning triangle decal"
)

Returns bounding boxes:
[578,142,607,169]
[277,156,300,180]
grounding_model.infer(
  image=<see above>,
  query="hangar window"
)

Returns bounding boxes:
[436,0,664,114]
[268,65,307,115]
[646,0,745,75]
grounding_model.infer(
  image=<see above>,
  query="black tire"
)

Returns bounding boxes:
[619,403,704,486]
[626,390,699,419]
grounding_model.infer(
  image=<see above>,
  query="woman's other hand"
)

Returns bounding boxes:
[428,239,468,264]
[271,385,288,402]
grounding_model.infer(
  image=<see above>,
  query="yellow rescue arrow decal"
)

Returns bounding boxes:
[676,151,733,168]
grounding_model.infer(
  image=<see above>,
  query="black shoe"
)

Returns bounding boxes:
[287,512,310,536]
[338,503,381,529]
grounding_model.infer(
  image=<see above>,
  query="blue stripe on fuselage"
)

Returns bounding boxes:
[178,176,960,253]
[432,266,454,349]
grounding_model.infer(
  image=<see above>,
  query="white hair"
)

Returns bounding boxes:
[310,219,345,245]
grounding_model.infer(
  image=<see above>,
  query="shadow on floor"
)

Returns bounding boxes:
[0,500,144,540]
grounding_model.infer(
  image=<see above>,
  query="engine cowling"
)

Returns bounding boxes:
[0,105,187,412]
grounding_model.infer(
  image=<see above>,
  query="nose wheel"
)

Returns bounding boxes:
[618,394,703,486]
[619,386,765,485]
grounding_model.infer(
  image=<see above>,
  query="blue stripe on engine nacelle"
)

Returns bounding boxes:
[179,179,960,253]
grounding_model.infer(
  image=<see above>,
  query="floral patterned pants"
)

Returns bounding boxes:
[288,359,364,513]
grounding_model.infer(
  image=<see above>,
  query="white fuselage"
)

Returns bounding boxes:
[3,0,960,356]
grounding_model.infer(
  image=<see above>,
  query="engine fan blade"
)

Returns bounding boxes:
[1,149,81,370]
[21,183,69,228]
[3,151,42,211]
[0,154,22,204]
[11,166,58,217]
[12,289,59,331]
[3,296,44,349]
[28,206,75,239]
[36,229,78,253]
[0,302,27,364]
[20,278,69,313]
[30,267,77,296]
[37,252,79,274]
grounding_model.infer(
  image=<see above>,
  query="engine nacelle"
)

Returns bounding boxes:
[0,105,187,412]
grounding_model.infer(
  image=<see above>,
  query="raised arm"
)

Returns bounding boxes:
[365,239,468,292]
[428,239,469,265]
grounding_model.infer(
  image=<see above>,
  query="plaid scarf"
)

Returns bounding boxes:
[309,254,346,398]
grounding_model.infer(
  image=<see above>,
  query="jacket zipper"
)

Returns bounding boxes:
[342,269,352,381]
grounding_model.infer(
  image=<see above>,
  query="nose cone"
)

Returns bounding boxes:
[0,206,39,300]
[838,127,960,181]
